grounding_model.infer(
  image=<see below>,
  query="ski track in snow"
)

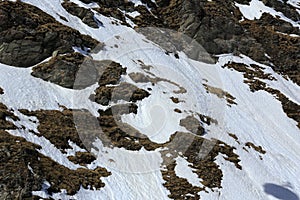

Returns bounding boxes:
[1,0,299,199]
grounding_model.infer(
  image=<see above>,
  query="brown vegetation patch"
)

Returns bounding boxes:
[93,82,150,106]
[265,87,300,129]
[0,130,110,199]
[160,131,241,199]
[19,109,86,151]
[228,133,241,144]
[203,84,237,106]
[68,151,96,166]
[245,142,266,154]
[225,62,300,128]
[241,13,300,85]
[129,72,187,94]
[0,103,18,130]
[197,113,218,126]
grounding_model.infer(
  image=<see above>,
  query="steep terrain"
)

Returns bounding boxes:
[0,0,300,200]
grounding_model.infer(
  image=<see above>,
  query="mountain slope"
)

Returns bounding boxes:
[0,0,300,199]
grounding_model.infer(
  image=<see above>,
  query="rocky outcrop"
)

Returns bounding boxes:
[62,0,102,28]
[225,62,300,128]
[104,0,299,85]
[31,53,85,89]
[0,103,18,130]
[0,130,110,199]
[0,1,98,67]
[0,99,110,199]
[68,152,97,166]
[241,14,300,85]
[94,82,150,106]
[19,109,86,151]
[180,116,205,136]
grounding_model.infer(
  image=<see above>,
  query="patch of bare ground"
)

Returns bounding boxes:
[197,113,218,126]
[32,52,85,88]
[0,103,18,130]
[225,62,300,128]
[67,152,96,166]
[245,142,266,154]
[19,109,86,151]
[228,133,241,144]
[170,97,184,104]
[129,72,187,94]
[90,62,150,106]
[203,84,237,106]
[241,13,300,85]
[159,132,241,199]
[0,130,110,199]
[180,116,205,136]
[0,99,110,199]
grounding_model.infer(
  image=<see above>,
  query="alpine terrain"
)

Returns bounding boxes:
[0,0,300,199]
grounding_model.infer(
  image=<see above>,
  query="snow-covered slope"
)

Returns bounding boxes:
[0,0,300,200]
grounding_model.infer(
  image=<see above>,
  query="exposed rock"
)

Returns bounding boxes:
[245,142,266,154]
[180,116,205,136]
[198,113,218,126]
[261,0,300,22]
[92,64,149,106]
[228,133,241,144]
[129,72,187,94]
[0,103,18,130]
[0,1,99,67]
[225,62,300,128]
[95,82,150,106]
[19,109,86,151]
[160,131,242,199]
[170,97,180,104]
[68,152,96,166]
[115,0,299,84]
[0,87,3,94]
[31,52,85,88]
[174,108,182,113]
[0,130,110,199]
[241,14,300,85]
[203,84,237,106]
[62,0,102,28]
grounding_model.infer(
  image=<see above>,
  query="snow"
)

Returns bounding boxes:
[0,63,102,116]
[8,110,81,170]
[126,11,141,18]
[288,0,300,8]
[128,0,146,7]
[236,0,300,28]
[175,156,203,188]
[1,0,300,199]
[86,139,171,200]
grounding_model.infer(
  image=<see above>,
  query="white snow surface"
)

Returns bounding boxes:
[0,0,299,199]
[175,156,203,188]
[236,0,300,28]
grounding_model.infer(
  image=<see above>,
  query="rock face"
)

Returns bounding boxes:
[62,0,102,28]
[0,1,98,67]
[31,53,85,89]
[0,130,110,199]
[93,0,299,85]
